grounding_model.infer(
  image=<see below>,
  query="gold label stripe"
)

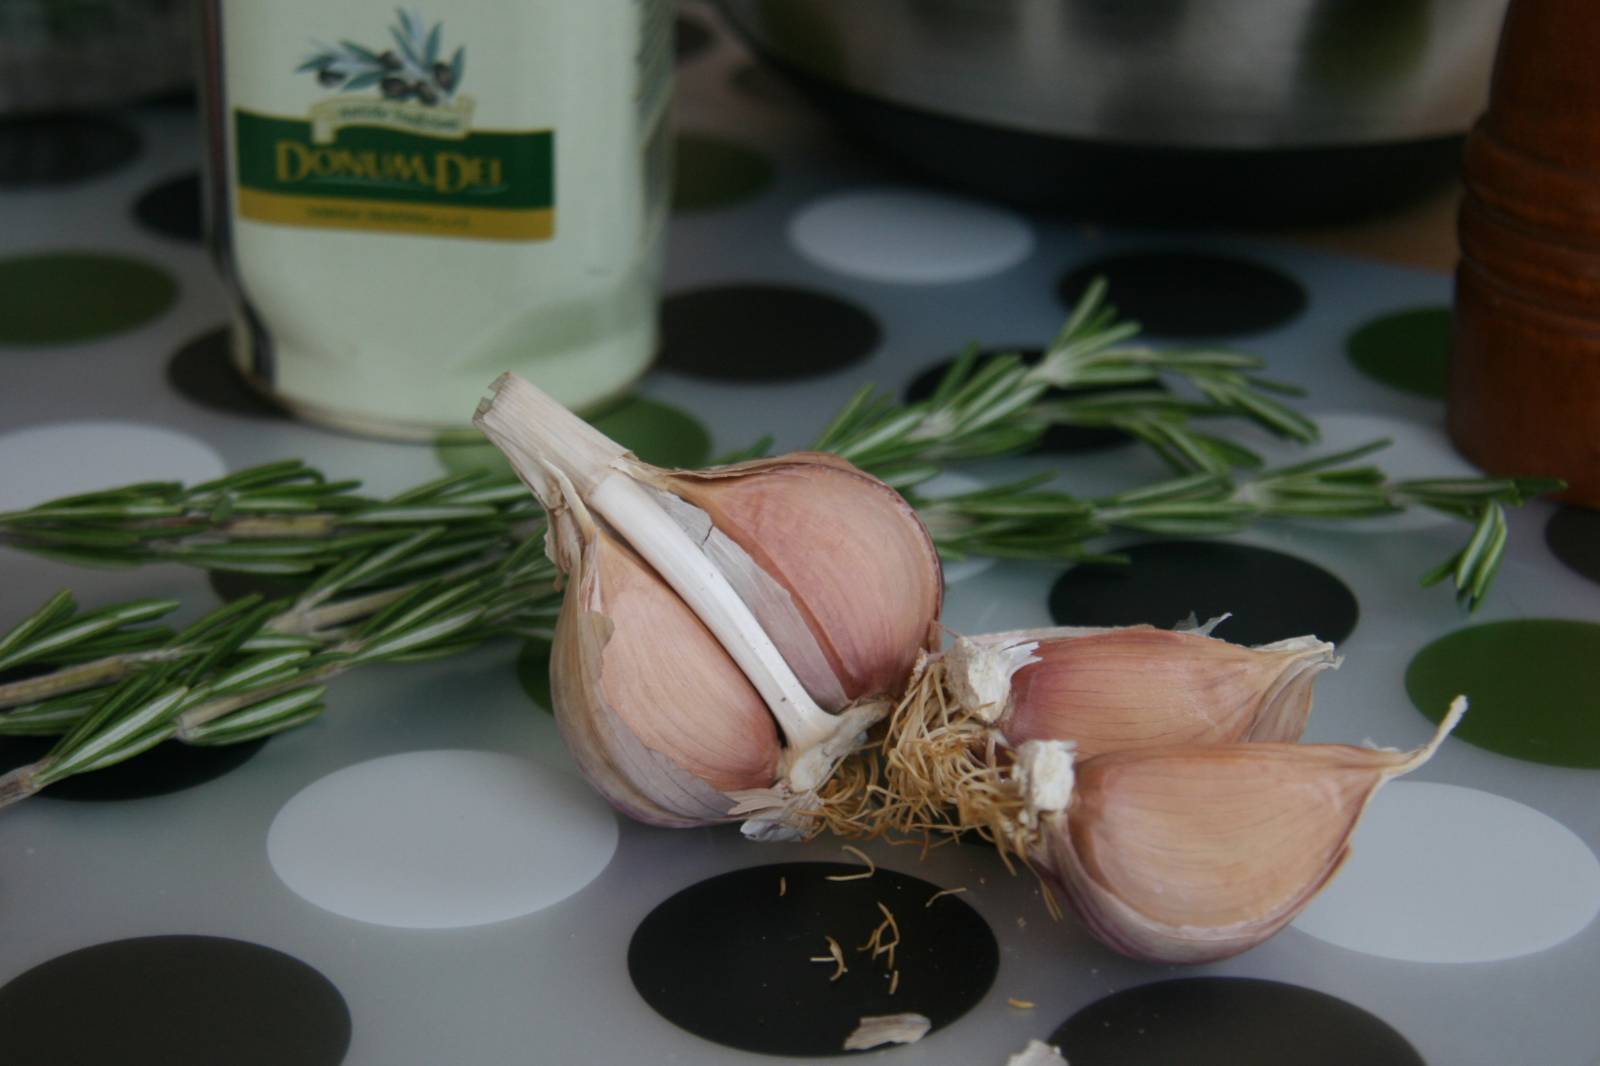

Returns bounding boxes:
[237,188,553,241]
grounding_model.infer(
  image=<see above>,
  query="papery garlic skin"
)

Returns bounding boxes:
[661,454,943,704]
[957,626,1339,757]
[552,524,781,827]
[1024,698,1466,963]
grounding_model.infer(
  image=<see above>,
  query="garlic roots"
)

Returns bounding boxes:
[475,375,1464,966]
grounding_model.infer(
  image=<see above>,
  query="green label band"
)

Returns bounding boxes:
[234,108,554,240]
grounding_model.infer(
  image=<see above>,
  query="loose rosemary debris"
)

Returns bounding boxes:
[824,844,876,881]
[859,902,901,972]
[810,936,848,981]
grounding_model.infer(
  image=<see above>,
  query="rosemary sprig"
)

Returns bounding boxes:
[814,278,1315,483]
[0,283,1561,804]
[0,536,558,807]
[911,442,1558,609]
[0,460,539,573]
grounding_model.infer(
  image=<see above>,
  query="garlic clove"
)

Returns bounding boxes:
[552,524,781,827]
[949,625,1339,756]
[662,454,943,702]
[1027,697,1466,963]
[478,374,849,758]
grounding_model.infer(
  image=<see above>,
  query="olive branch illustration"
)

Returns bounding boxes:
[296,8,465,107]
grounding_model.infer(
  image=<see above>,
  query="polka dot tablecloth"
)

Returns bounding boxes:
[1,7,1598,1066]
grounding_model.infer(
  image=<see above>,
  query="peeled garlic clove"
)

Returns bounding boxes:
[947,625,1339,756]
[552,525,781,827]
[662,453,943,703]
[1026,698,1466,963]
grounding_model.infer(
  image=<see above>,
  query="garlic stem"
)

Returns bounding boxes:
[587,471,839,753]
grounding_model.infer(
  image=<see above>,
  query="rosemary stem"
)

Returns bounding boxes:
[175,656,355,734]
[215,515,342,538]
[273,586,411,636]
[0,761,44,810]
[0,649,188,710]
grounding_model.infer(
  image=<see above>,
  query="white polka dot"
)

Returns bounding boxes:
[916,471,996,585]
[1258,412,1481,532]
[1293,781,1600,963]
[0,421,226,511]
[267,750,618,929]
[789,188,1035,284]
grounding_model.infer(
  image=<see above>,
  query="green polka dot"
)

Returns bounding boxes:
[436,395,712,476]
[516,638,554,714]
[672,133,775,213]
[1406,619,1600,768]
[0,253,177,345]
[1346,306,1452,398]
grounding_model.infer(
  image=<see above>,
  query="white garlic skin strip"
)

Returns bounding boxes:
[1027,699,1466,963]
[953,625,1339,757]
[551,526,781,827]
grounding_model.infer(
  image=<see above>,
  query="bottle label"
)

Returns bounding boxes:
[232,11,553,242]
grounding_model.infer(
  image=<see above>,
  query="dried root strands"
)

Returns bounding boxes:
[947,624,1341,757]
[1028,697,1468,963]
[474,374,941,828]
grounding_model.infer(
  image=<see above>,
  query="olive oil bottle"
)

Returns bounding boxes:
[198,2,672,439]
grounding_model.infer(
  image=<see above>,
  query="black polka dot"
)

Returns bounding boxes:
[730,62,800,105]
[1546,506,1600,587]
[1050,978,1423,1066]
[905,348,1159,454]
[209,568,310,603]
[629,861,997,1056]
[675,14,714,62]
[0,936,351,1066]
[1059,253,1307,338]
[659,285,879,382]
[135,170,203,242]
[168,327,290,419]
[141,86,199,112]
[0,733,267,802]
[1049,541,1358,646]
[0,113,141,187]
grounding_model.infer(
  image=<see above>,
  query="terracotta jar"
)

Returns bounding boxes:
[1450,0,1600,506]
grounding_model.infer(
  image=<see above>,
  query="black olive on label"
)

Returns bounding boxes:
[415,82,438,106]
[380,76,410,99]
[433,62,455,91]
[317,68,345,87]
[379,50,402,70]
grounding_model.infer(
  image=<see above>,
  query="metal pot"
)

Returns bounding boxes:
[717,0,1510,223]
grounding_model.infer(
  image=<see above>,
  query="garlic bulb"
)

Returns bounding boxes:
[474,374,941,825]
[1023,697,1467,963]
[946,625,1340,757]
